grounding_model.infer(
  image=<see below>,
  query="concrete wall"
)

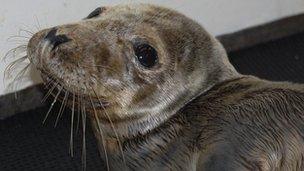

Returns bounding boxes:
[1,0,304,95]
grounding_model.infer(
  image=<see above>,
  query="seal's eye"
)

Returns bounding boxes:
[134,44,158,68]
[86,7,102,19]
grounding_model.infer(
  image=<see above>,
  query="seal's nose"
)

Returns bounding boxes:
[44,28,71,50]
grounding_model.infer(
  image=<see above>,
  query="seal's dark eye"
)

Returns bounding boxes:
[86,7,102,19]
[134,44,158,68]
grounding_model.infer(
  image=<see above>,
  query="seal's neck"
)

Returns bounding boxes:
[91,101,195,171]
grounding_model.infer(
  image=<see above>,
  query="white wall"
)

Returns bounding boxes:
[1,0,304,96]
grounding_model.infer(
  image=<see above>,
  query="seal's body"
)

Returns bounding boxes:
[96,76,304,171]
[26,4,304,171]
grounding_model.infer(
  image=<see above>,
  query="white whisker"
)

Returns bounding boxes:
[81,95,87,171]
[70,92,76,157]
[91,86,126,168]
[54,90,69,127]
[43,86,63,124]
[89,95,110,171]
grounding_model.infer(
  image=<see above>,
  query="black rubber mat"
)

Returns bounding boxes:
[0,32,304,170]
[229,32,304,83]
[0,106,106,171]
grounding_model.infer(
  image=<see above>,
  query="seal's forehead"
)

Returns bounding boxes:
[109,4,165,15]
[98,4,177,21]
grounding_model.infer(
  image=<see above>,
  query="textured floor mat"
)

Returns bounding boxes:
[230,32,304,83]
[0,106,106,171]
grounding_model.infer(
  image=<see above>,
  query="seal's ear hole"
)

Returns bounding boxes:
[86,7,103,19]
[134,44,158,68]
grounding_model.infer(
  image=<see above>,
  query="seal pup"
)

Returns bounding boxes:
[25,3,304,171]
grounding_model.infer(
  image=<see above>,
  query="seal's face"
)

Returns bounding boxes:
[27,4,230,123]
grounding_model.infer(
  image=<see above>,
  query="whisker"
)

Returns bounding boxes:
[41,82,59,102]
[7,39,29,44]
[7,35,30,41]
[70,92,76,157]
[34,15,42,30]
[43,86,63,124]
[81,95,87,171]
[43,79,56,90]
[6,63,31,94]
[3,45,27,62]
[54,90,69,127]
[20,23,37,33]
[40,68,58,79]
[91,86,126,168]
[89,94,110,171]
[4,56,28,81]
[76,88,81,134]
[18,28,35,36]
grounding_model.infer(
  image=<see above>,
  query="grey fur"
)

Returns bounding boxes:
[26,4,304,171]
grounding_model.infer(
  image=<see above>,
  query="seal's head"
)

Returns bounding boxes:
[27,4,239,136]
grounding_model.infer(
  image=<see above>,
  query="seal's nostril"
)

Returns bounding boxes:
[50,35,71,51]
[44,28,58,40]
[44,28,72,51]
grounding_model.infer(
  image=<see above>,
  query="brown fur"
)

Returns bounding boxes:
[26,4,304,171]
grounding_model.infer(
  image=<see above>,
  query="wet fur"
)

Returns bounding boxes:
[23,3,304,171]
